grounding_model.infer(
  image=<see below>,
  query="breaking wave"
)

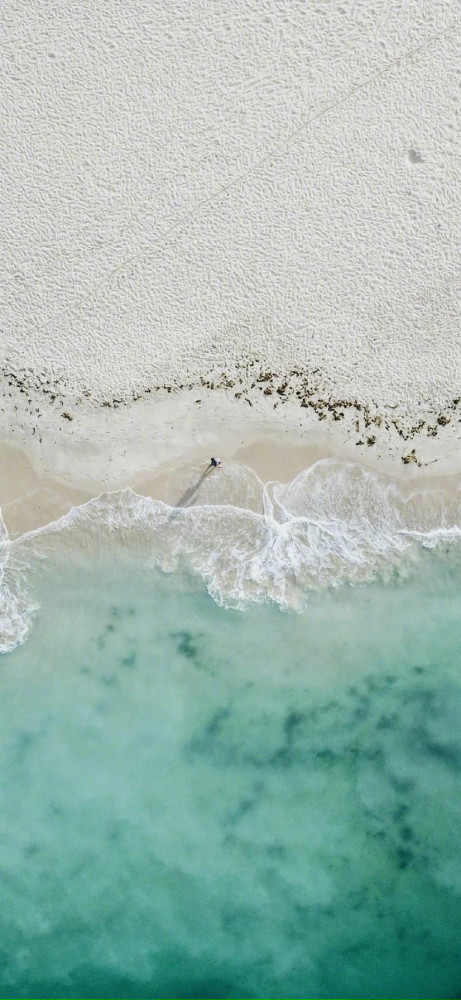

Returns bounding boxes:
[2,458,461,653]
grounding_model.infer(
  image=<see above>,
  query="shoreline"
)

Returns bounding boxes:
[2,388,461,541]
[2,393,461,651]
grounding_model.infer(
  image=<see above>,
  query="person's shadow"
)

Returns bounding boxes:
[174,465,214,509]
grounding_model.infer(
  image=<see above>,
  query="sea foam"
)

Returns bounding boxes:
[2,458,461,652]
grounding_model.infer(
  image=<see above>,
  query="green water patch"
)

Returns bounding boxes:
[1,553,461,998]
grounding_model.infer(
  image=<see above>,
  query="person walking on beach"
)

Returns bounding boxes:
[210,457,222,468]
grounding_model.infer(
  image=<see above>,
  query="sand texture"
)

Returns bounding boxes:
[1,1,461,482]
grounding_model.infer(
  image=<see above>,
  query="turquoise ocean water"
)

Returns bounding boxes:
[1,458,461,998]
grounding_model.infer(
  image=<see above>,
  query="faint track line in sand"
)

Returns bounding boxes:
[25,17,460,337]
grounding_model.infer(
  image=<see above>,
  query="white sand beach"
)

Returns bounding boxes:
[2,0,461,513]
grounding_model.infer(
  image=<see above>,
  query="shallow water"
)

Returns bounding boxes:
[1,541,461,998]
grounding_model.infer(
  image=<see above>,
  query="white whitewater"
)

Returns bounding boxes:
[2,458,461,653]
